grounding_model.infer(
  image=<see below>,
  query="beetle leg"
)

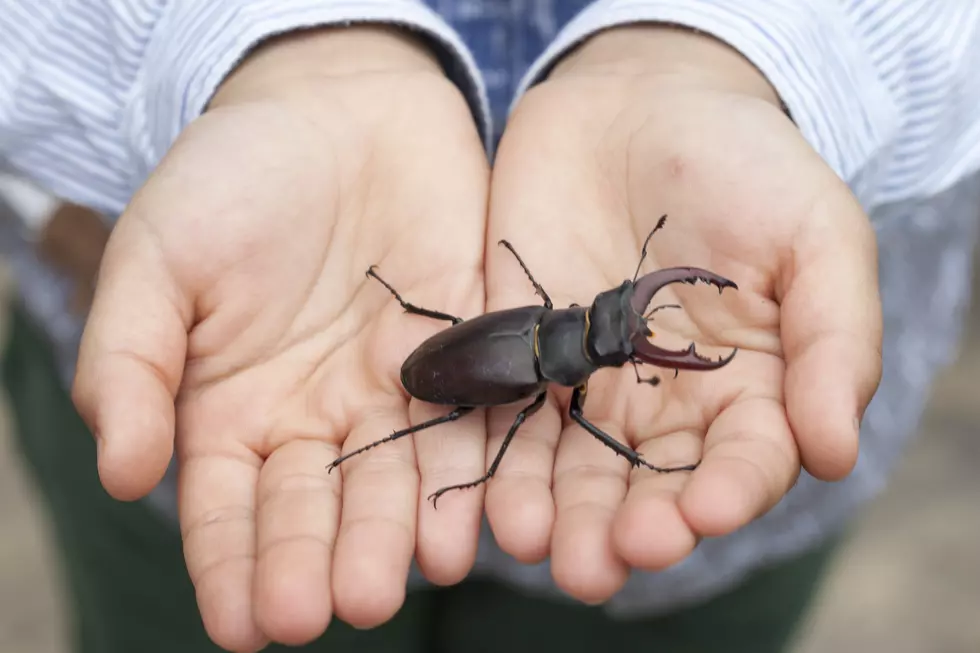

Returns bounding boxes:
[497,240,553,309]
[631,214,668,283]
[427,392,547,508]
[327,406,475,472]
[569,384,699,473]
[366,266,463,325]
[630,359,661,387]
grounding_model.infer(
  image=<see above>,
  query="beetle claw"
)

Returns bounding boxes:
[631,266,738,317]
[632,338,738,372]
[628,266,739,372]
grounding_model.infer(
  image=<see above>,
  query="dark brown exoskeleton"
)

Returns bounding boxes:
[328,215,738,506]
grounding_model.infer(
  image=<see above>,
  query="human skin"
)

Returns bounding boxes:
[481,24,882,601]
[72,26,492,652]
[70,21,883,653]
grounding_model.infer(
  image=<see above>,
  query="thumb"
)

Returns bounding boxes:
[779,188,883,481]
[71,213,191,501]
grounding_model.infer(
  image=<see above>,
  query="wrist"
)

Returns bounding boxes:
[548,24,785,111]
[209,25,447,109]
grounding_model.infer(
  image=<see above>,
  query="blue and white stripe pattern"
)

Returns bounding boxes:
[2,0,980,616]
[0,0,490,216]
[3,1,980,210]
[514,1,980,206]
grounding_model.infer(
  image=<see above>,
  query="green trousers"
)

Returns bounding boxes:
[2,302,839,653]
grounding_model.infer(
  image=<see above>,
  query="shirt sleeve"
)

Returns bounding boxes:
[0,0,491,216]
[512,1,980,206]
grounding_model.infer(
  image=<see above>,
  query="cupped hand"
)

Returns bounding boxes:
[71,28,490,652]
[480,26,882,602]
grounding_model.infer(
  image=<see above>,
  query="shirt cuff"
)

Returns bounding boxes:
[511,0,900,183]
[127,0,492,179]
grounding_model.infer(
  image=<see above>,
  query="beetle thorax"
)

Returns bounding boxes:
[535,307,597,387]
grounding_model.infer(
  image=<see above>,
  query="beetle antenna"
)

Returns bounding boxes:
[631,214,668,283]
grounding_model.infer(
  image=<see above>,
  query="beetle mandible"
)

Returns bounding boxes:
[327,215,739,507]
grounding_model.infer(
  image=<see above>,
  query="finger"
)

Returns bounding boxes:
[781,191,883,480]
[487,114,638,596]
[612,428,702,570]
[412,399,486,585]
[483,131,609,564]
[179,452,267,653]
[330,408,418,628]
[550,410,632,604]
[480,244,562,564]
[679,395,799,537]
[483,397,563,564]
[72,217,191,501]
[253,439,342,646]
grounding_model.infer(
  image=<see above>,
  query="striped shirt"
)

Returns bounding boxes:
[2,0,980,616]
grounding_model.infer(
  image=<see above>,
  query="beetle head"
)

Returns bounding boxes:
[627,267,739,371]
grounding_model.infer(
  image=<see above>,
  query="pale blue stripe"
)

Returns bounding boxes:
[1,0,489,211]
[514,0,980,202]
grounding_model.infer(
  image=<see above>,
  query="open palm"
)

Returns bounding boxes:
[72,71,490,651]
[480,75,882,603]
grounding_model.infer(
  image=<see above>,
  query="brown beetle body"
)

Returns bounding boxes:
[329,215,739,507]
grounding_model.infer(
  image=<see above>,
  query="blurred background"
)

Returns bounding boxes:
[1,184,978,652]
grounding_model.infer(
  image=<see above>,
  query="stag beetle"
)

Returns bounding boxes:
[328,215,739,506]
